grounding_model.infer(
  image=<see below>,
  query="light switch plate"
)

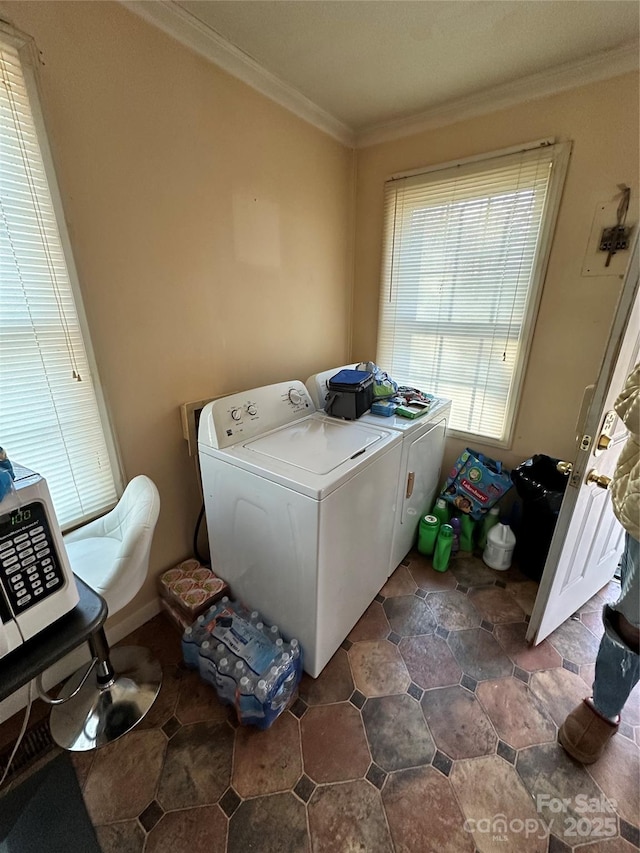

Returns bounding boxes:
[582,198,635,277]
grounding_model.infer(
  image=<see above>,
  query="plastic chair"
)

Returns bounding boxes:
[43,476,163,751]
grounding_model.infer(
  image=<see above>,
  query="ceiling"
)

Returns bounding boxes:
[126,1,639,145]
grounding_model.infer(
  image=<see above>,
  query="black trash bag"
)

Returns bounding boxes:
[511,455,570,581]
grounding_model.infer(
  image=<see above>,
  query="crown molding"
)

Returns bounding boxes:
[121,0,356,147]
[356,41,639,148]
[120,1,637,153]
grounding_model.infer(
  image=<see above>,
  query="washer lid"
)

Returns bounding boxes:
[244,417,384,475]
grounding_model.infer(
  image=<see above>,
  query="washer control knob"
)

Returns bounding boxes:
[247,404,257,416]
[230,407,242,421]
[288,388,302,405]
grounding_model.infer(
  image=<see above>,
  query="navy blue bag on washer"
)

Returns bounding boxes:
[324,369,374,420]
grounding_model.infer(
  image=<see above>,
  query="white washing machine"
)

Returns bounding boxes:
[306,366,451,574]
[198,380,402,678]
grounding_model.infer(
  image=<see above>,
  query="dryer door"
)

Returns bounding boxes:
[391,418,447,571]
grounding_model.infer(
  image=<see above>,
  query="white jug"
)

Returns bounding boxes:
[482,522,516,571]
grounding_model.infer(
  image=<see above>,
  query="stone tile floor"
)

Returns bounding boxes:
[6,550,640,852]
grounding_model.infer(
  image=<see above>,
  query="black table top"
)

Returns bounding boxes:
[0,576,107,703]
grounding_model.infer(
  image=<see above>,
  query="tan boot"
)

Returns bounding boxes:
[558,699,618,764]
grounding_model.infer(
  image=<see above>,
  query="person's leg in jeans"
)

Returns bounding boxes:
[559,532,640,762]
[592,533,640,719]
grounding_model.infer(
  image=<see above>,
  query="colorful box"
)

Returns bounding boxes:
[158,559,230,621]
[442,448,512,520]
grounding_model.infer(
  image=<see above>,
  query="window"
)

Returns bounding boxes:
[377,140,570,446]
[0,29,121,529]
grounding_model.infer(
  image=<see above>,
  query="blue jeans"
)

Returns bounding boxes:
[592,532,640,719]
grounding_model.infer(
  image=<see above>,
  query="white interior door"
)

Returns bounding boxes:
[527,239,639,644]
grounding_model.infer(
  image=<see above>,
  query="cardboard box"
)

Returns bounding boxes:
[158,559,230,621]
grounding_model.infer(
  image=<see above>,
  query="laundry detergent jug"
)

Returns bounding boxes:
[482,522,516,571]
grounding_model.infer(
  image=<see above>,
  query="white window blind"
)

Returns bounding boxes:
[0,37,119,528]
[377,141,569,445]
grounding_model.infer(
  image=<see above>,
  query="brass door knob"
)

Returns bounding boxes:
[586,470,612,490]
[597,435,612,452]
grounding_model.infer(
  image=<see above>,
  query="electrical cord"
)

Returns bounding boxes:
[193,501,208,565]
[0,679,34,789]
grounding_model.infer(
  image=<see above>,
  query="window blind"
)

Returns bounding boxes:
[377,143,568,444]
[0,38,119,528]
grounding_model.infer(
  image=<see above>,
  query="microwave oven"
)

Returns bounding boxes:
[0,464,79,660]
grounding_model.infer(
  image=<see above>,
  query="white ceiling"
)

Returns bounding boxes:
[126,1,639,144]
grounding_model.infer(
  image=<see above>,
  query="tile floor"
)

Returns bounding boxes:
[10,551,640,852]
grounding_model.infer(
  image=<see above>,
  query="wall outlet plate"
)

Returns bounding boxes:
[180,398,216,456]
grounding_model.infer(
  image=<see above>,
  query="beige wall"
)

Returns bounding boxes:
[1,2,638,636]
[353,74,639,477]
[0,1,354,631]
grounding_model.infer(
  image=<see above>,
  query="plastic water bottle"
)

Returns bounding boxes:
[249,610,260,625]
[234,660,248,683]
[418,514,440,556]
[194,613,211,640]
[287,639,303,678]
[216,657,236,705]
[198,640,215,685]
[257,621,275,640]
[181,626,201,669]
[268,624,281,642]
[255,678,269,704]
[433,524,453,572]
[460,514,476,552]
[237,675,265,723]
[478,506,500,551]
[198,641,225,686]
[450,517,461,554]
[263,651,290,690]
[270,652,296,710]
[431,497,449,526]
[289,638,301,662]
[483,522,516,571]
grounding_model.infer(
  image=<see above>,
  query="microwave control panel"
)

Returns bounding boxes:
[0,500,67,616]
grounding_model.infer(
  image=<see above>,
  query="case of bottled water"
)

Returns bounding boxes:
[181,597,302,729]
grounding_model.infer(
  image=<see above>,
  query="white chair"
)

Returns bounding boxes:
[44,476,163,751]
[64,475,160,615]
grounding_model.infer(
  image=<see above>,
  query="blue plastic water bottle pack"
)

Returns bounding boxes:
[181,597,302,729]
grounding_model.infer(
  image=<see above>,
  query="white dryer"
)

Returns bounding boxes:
[306,366,451,574]
[198,380,402,678]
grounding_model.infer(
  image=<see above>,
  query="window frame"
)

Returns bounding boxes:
[377,138,572,449]
[0,21,124,527]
